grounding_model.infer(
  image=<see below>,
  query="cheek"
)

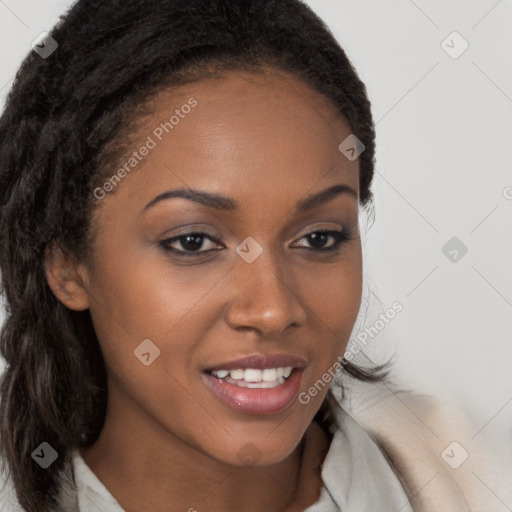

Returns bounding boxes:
[85,257,228,443]
[84,251,237,443]
[300,248,363,339]
[86,245,227,343]
[309,266,362,327]
[297,249,363,379]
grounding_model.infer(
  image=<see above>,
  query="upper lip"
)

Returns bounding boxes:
[204,353,307,372]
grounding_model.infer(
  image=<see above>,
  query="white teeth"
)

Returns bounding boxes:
[210,366,294,385]
[229,369,244,380]
[244,369,261,381]
[262,368,277,381]
[234,377,285,389]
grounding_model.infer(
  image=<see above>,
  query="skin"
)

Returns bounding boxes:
[45,67,363,512]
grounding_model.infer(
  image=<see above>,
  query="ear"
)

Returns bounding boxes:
[44,240,90,311]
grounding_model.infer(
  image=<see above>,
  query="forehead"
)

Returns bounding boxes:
[95,68,359,219]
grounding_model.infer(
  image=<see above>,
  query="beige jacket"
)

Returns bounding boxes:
[342,379,511,512]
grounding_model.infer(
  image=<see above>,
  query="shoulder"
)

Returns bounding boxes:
[0,453,79,512]
[339,380,508,512]
[322,401,415,511]
[0,464,21,511]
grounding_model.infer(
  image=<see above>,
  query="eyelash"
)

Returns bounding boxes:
[158,228,355,258]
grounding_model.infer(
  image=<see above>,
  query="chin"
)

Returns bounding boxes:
[208,431,303,468]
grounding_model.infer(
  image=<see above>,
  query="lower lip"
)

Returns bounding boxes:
[202,369,304,415]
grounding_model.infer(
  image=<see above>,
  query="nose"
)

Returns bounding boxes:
[224,247,308,337]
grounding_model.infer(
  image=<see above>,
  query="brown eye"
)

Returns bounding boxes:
[159,232,222,257]
[293,229,354,253]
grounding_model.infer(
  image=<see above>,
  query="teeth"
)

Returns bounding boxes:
[230,377,285,389]
[244,369,261,382]
[229,369,244,380]
[210,366,294,385]
[262,368,277,381]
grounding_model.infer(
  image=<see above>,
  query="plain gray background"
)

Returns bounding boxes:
[0,0,511,484]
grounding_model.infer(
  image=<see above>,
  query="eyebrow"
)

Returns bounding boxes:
[142,183,357,215]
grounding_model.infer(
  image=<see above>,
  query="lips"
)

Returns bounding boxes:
[202,353,308,415]
[203,353,307,372]
[202,367,305,415]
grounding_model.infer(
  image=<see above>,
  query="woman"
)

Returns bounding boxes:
[0,1,502,511]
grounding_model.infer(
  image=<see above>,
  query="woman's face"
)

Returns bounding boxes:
[81,68,363,466]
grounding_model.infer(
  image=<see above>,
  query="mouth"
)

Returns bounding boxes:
[202,353,306,415]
